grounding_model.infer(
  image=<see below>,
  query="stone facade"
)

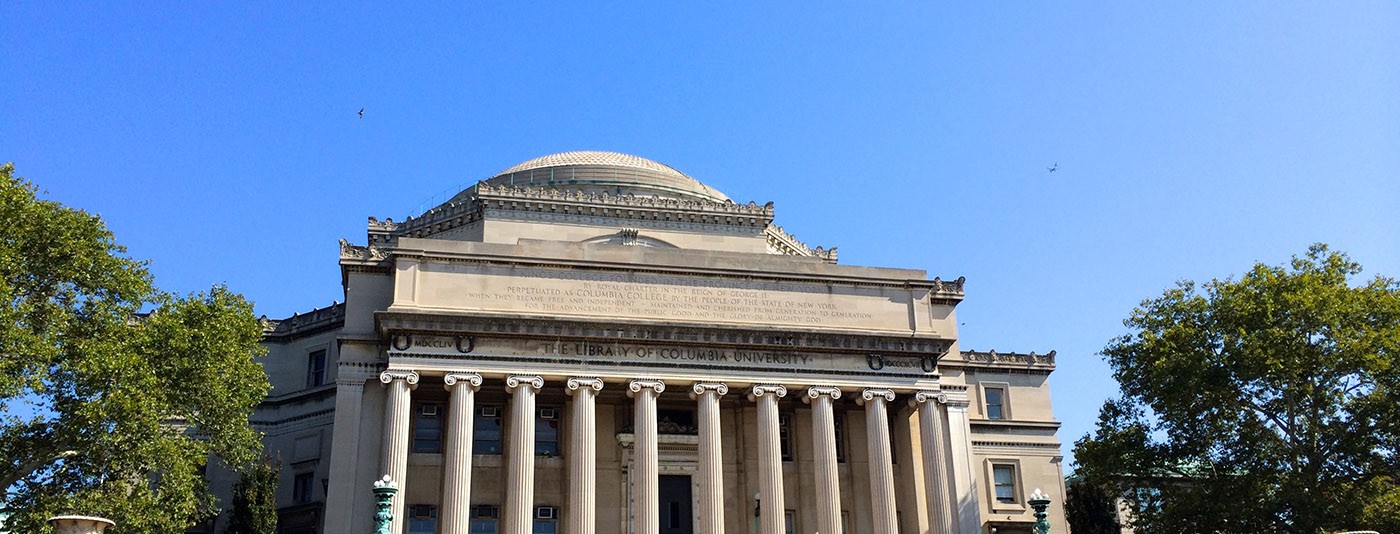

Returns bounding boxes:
[212,152,1067,534]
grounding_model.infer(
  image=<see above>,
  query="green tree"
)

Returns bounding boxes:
[1064,476,1122,534]
[0,163,270,533]
[1074,244,1400,533]
[223,455,279,534]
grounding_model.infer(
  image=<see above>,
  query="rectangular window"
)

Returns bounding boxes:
[985,387,1006,420]
[532,506,558,533]
[305,349,326,388]
[784,510,796,534]
[475,406,503,454]
[469,505,499,533]
[536,407,560,456]
[779,413,794,461]
[292,472,314,504]
[408,505,437,534]
[834,411,847,463]
[413,404,443,453]
[993,464,1018,504]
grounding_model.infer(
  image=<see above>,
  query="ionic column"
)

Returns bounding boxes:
[942,391,982,534]
[504,375,544,534]
[804,386,843,534]
[912,390,954,534]
[441,373,483,534]
[858,388,898,534]
[628,379,666,534]
[566,377,605,534]
[691,382,729,534]
[379,370,419,534]
[749,384,787,534]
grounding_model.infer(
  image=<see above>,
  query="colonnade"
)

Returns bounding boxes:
[378,370,973,534]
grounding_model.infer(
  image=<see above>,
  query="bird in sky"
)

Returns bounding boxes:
[1047,162,1058,173]
[358,108,364,119]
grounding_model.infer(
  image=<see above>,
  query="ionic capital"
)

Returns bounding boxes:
[566,377,605,395]
[803,386,842,404]
[856,388,896,406]
[690,382,729,400]
[911,389,947,407]
[627,379,666,397]
[748,384,788,402]
[379,370,420,390]
[504,375,544,392]
[443,372,483,391]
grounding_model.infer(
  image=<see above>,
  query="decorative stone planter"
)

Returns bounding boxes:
[47,515,116,534]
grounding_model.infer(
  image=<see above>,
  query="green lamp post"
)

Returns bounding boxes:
[1028,488,1052,534]
[373,475,398,534]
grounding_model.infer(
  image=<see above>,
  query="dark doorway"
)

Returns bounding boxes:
[659,475,694,534]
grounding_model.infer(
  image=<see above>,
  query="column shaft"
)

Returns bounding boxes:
[379,370,419,534]
[441,373,482,534]
[692,383,729,534]
[567,378,604,534]
[914,392,954,534]
[323,376,367,533]
[504,375,544,534]
[861,389,899,534]
[629,380,666,534]
[751,384,787,534]
[944,396,982,534]
[806,387,843,534]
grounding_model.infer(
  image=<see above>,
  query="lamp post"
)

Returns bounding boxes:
[373,475,399,534]
[1028,488,1052,534]
[46,516,115,534]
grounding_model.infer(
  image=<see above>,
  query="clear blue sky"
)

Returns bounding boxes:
[4,3,1397,469]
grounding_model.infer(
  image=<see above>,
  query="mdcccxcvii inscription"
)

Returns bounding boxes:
[388,335,937,374]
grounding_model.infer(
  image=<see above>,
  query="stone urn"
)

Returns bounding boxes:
[47,515,116,534]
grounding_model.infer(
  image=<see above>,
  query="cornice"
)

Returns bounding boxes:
[375,311,954,356]
[260,303,345,341]
[764,224,837,264]
[955,349,1057,370]
[970,419,1062,430]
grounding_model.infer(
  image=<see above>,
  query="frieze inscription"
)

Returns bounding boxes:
[387,335,933,375]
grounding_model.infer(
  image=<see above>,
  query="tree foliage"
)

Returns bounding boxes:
[1064,476,1122,534]
[223,455,279,534]
[1074,244,1400,533]
[0,163,270,533]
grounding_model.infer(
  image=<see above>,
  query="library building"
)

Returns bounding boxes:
[221,151,1067,534]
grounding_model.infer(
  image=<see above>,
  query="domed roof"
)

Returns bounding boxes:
[480,151,730,202]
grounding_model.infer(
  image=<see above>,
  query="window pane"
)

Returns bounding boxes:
[414,405,443,453]
[986,388,1004,420]
[475,408,502,454]
[408,505,437,534]
[779,413,794,461]
[536,408,559,456]
[993,465,1017,503]
[306,350,327,387]
[468,519,497,534]
[531,521,557,534]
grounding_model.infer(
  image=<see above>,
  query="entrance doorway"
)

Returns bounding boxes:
[659,475,694,534]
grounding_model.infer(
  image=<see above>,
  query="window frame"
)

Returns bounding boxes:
[292,471,315,504]
[305,349,327,388]
[469,505,499,533]
[407,504,438,534]
[981,382,1011,420]
[535,406,561,457]
[413,403,444,454]
[778,412,795,462]
[474,405,503,455]
[985,459,1026,512]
